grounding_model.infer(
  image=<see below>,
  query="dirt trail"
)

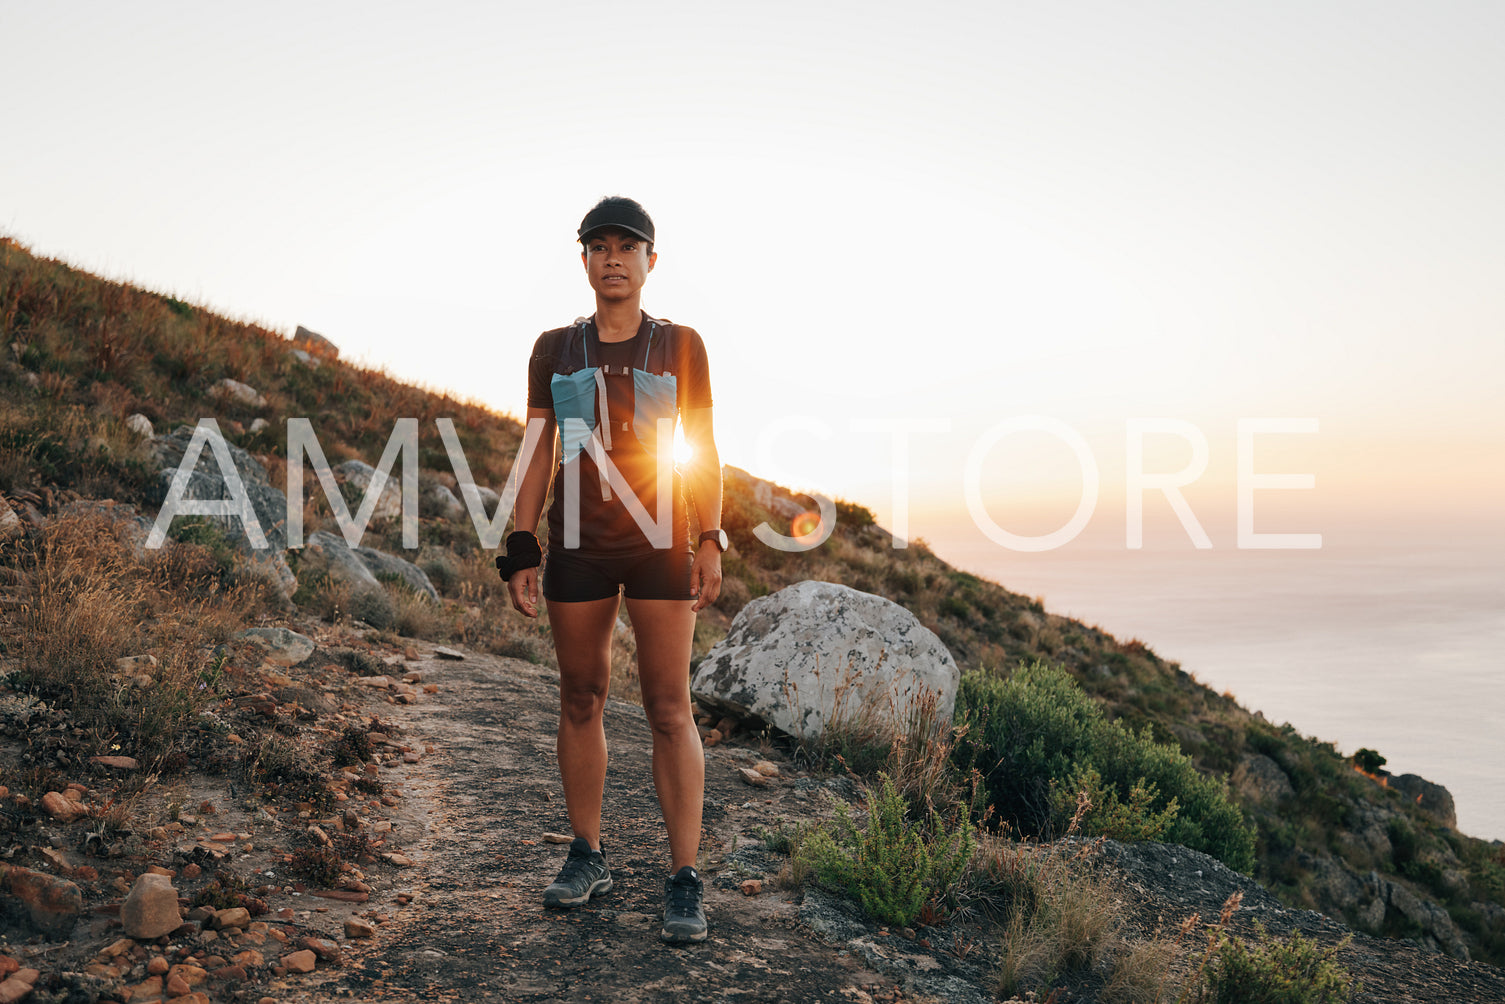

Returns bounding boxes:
[263,643,1505,1004]
[283,648,908,1004]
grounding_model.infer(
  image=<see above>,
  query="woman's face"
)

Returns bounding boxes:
[581,229,656,302]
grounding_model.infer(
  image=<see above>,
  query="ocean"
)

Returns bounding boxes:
[940,540,1505,842]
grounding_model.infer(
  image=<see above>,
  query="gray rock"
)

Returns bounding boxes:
[304,531,382,591]
[293,324,339,359]
[472,485,501,511]
[237,626,315,666]
[1389,773,1457,829]
[304,530,437,602]
[125,412,154,437]
[248,417,269,434]
[121,873,182,939]
[0,501,22,540]
[1232,753,1295,804]
[691,580,959,742]
[334,459,404,522]
[289,347,320,368]
[1358,895,1386,931]
[150,425,296,596]
[354,540,439,601]
[209,377,267,409]
[426,483,465,521]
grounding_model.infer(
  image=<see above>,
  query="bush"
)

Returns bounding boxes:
[347,584,395,629]
[1352,747,1386,774]
[797,774,974,927]
[1197,925,1359,1003]
[954,661,1255,872]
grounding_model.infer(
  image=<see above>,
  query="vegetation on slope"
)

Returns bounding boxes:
[2,236,1501,970]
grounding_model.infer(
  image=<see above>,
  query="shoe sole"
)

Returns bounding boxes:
[660,924,708,944]
[543,876,612,908]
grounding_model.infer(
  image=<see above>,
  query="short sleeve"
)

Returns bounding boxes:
[527,332,557,410]
[675,326,713,410]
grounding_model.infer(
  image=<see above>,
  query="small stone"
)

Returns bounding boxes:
[211,907,251,930]
[738,767,770,788]
[715,716,738,737]
[128,975,163,1001]
[0,979,30,1004]
[212,965,248,982]
[358,676,393,689]
[541,832,572,844]
[91,755,141,770]
[166,973,192,996]
[40,790,88,822]
[739,879,763,896]
[181,863,202,879]
[383,852,413,867]
[122,873,182,939]
[147,957,169,975]
[232,949,264,968]
[344,917,376,939]
[96,938,135,962]
[299,937,340,962]
[281,949,317,973]
[125,413,154,437]
[2,865,83,936]
[752,761,781,777]
[703,729,723,747]
[433,646,465,660]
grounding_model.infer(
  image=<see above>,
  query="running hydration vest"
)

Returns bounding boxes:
[550,317,679,500]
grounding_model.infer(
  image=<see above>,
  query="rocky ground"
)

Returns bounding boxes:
[2,624,1503,1003]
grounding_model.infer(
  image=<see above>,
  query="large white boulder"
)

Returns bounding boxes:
[691,580,959,742]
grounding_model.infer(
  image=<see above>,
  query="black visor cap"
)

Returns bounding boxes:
[577,202,655,244]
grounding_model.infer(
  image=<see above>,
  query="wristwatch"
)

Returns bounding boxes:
[697,529,729,553]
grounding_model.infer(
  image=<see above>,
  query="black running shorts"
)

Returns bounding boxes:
[541,547,694,602]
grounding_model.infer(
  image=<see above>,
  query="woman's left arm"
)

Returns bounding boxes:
[682,405,723,612]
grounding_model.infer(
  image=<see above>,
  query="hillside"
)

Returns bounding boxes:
[2,236,1503,989]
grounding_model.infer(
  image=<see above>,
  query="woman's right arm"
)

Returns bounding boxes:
[507,406,557,617]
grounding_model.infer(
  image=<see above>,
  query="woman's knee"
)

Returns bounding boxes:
[641,691,693,736]
[559,678,607,726]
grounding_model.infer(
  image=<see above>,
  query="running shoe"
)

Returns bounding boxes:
[542,837,611,908]
[661,864,708,943]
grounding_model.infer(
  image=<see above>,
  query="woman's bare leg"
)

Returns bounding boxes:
[624,596,703,872]
[546,595,621,849]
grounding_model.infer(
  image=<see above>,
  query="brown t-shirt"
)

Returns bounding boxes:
[527,313,712,556]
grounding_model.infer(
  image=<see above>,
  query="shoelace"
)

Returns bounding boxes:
[557,850,599,883]
[666,876,701,914]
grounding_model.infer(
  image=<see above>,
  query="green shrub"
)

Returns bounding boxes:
[954,661,1255,872]
[1197,925,1359,1003]
[797,774,974,927]
[1352,747,1385,774]
[348,584,396,629]
[1050,764,1179,842]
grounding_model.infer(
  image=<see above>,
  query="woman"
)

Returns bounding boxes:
[495,196,726,945]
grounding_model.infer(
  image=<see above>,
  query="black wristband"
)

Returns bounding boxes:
[495,530,542,582]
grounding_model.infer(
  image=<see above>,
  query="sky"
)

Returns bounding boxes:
[3,2,1503,825]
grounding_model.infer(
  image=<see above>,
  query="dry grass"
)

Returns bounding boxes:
[1100,937,1180,1004]
[2,508,271,761]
